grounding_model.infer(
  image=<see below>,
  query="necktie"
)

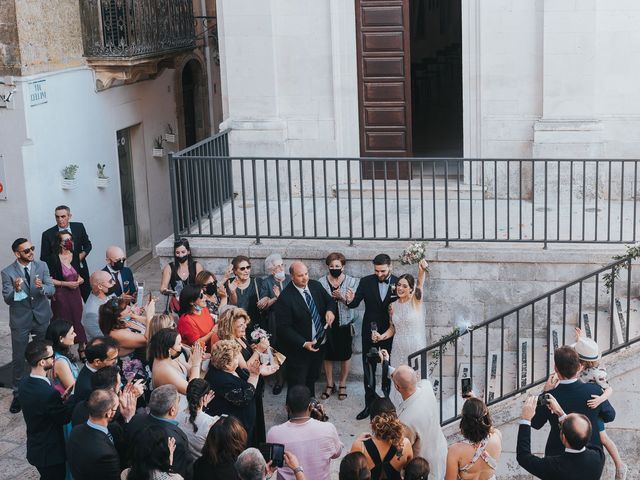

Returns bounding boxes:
[304,289,323,335]
[24,266,31,285]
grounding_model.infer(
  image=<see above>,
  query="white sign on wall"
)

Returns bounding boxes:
[29,80,47,106]
[0,154,7,200]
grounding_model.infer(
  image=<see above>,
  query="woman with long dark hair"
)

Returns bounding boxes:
[148,328,203,396]
[47,231,87,358]
[193,415,247,480]
[176,378,217,459]
[445,397,502,480]
[160,238,203,313]
[45,320,79,393]
[339,452,371,480]
[121,425,183,480]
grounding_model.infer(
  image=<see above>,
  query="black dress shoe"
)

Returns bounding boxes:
[9,397,21,414]
[356,406,369,420]
[272,384,283,395]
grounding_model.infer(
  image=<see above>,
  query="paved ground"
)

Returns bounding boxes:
[0,257,367,479]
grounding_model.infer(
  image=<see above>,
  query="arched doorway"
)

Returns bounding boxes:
[181,60,202,147]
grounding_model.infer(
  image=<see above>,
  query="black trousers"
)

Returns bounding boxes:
[362,338,393,407]
[36,463,66,480]
[285,349,324,397]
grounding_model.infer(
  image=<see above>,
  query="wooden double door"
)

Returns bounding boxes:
[356,0,412,179]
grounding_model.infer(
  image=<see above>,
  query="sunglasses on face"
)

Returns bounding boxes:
[198,292,204,299]
[111,257,126,263]
[42,353,55,361]
[20,246,36,254]
[238,265,251,271]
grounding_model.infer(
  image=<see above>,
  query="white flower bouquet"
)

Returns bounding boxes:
[399,241,428,265]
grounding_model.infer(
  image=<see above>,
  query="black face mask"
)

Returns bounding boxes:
[176,255,189,264]
[328,268,343,278]
[106,284,118,296]
[111,260,125,271]
[170,347,182,360]
[204,283,217,296]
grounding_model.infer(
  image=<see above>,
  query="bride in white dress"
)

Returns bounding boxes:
[375,259,428,406]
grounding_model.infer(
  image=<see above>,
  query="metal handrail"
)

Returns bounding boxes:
[408,255,638,425]
[169,139,640,245]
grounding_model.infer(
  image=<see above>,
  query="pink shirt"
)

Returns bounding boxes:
[266,418,343,480]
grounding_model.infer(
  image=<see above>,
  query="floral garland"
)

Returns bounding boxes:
[602,242,640,292]
[427,319,474,376]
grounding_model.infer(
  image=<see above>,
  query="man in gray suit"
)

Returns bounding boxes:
[1,238,55,413]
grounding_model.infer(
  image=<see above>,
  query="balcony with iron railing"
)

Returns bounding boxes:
[79,0,196,89]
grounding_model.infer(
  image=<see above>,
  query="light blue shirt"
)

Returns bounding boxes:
[87,419,110,436]
[378,277,390,300]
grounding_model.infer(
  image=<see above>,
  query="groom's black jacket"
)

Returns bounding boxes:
[347,273,398,352]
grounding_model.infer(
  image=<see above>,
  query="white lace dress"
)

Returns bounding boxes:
[389,299,427,407]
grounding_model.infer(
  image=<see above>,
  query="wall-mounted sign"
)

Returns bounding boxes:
[29,80,47,106]
[0,154,7,200]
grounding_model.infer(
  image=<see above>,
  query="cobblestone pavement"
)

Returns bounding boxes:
[0,257,366,479]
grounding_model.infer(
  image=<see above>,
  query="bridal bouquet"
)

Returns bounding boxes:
[399,241,428,265]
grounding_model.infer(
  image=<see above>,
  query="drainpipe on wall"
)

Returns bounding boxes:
[200,0,216,134]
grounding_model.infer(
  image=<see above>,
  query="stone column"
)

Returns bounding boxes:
[533,0,603,158]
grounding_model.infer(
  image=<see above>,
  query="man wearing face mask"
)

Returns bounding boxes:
[41,205,92,301]
[82,271,118,342]
[102,246,136,299]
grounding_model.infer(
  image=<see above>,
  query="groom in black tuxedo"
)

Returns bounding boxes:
[346,253,398,420]
[276,261,337,396]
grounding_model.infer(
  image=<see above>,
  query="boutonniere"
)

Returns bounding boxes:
[390,283,396,292]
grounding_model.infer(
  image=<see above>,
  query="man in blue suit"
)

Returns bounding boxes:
[531,345,615,456]
[102,245,136,299]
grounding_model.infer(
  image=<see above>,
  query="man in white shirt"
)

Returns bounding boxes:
[267,385,342,480]
[385,358,448,480]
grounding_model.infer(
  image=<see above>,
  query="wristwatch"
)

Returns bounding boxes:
[293,466,304,474]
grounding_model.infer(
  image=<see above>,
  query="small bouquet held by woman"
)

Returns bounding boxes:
[399,241,429,267]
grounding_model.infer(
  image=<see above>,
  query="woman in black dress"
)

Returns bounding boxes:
[226,255,262,328]
[318,252,360,401]
[204,339,275,444]
[215,308,279,445]
[160,238,204,313]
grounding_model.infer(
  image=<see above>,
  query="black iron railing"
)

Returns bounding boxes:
[169,136,639,245]
[408,256,640,426]
[79,0,195,58]
[169,131,232,236]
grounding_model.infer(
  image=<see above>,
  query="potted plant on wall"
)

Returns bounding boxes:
[60,164,79,190]
[153,136,164,158]
[164,124,176,143]
[96,163,110,188]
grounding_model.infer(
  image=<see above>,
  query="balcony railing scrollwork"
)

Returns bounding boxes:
[80,0,196,59]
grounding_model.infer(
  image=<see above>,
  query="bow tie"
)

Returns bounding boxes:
[58,228,70,232]
[378,278,390,285]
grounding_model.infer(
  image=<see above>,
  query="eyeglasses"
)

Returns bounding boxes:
[238,265,251,271]
[198,292,204,299]
[20,246,36,254]
[41,353,55,361]
[111,257,126,263]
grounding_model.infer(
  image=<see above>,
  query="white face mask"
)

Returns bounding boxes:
[274,271,286,281]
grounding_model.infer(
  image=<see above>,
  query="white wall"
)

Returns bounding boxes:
[217,0,359,157]
[1,66,178,272]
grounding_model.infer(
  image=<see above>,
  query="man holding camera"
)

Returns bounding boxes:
[266,385,342,480]
[531,346,615,456]
[517,395,605,479]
